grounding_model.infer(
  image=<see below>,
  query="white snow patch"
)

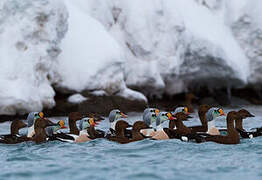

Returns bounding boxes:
[91,90,108,96]
[57,0,126,95]
[68,94,88,104]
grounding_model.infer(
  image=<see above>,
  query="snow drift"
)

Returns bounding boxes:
[0,0,68,115]
[0,0,262,115]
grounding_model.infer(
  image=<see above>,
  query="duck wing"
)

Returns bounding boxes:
[49,133,78,142]
[0,134,30,144]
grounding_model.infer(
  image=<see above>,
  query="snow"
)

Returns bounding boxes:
[0,0,262,115]
[57,0,125,95]
[0,0,68,115]
[68,94,88,104]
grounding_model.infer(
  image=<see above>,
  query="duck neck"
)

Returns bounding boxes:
[235,117,244,131]
[175,120,186,130]
[226,118,235,134]
[69,119,79,135]
[169,121,175,129]
[10,123,19,135]
[87,126,96,139]
[199,112,208,127]
[34,128,47,143]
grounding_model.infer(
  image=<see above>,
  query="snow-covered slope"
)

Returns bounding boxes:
[0,0,262,115]
[83,0,251,96]
[0,0,68,115]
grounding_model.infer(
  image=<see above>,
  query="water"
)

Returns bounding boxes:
[1,106,262,180]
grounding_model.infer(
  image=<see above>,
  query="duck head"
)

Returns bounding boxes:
[79,117,96,130]
[238,109,255,119]
[155,112,174,130]
[11,120,27,135]
[227,111,240,123]
[143,111,158,127]
[45,120,67,136]
[27,112,44,127]
[206,107,225,129]
[115,120,132,137]
[174,107,189,115]
[143,108,159,120]
[109,109,127,130]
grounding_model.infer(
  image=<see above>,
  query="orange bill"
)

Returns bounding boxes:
[219,109,226,116]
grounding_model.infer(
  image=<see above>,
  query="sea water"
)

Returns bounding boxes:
[1,106,262,180]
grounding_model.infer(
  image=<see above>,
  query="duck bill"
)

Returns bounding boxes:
[218,109,226,116]
[167,112,176,121]
[249,114,255,117]
[39,112,44,118]
[89,118,96,126]
[185,107,190,115]
[155,109,160,116]
[120,112,128,118]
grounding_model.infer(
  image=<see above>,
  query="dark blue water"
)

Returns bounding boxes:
[1,106,262,180]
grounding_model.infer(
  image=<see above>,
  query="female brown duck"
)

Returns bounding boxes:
[0,120,29,144]
[205,111,240,145]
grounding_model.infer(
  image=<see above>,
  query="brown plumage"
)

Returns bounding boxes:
[190,105,211,133]
[173,112,192,136]
[107,121,149,144]
[236,109,254,131]
[205,111,240,144]
[68,112,83,135]
[130,121,149,142]
[33,118,56,144]
[0,120,30,144]
[107,120,130,144]
[185,93,197,113]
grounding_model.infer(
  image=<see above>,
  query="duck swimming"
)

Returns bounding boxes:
[169,107,189,129]
[235,109,259,138]
[205,108,225,135]
[45,120,67,138]
[151,112,174,140]
[33,118,57,144]
[107,120,132,144]
[140,109,158,137]
[0,120,30,144]
[189,105,211,133]
[107,109,128,136]
[27,112,44,137]
[205,111,240,144]
[75,117,97,143]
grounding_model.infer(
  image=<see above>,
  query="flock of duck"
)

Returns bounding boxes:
[0,105,261,145]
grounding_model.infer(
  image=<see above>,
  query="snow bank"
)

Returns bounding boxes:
[0,0,68,115]
[57,0,124,94]
[83,0,250,96]
[57,0,147,101]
